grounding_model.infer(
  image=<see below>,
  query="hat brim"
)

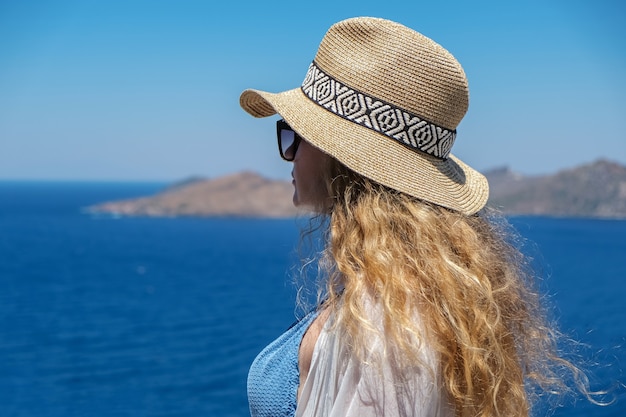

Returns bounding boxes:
[240,87,489,215]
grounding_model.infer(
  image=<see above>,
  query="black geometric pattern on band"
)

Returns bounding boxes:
[301,62,456,160]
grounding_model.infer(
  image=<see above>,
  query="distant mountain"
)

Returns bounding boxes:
[86,159,626,219]
[485,159,626,218]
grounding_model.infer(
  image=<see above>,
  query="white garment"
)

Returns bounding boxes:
[296,311,454,417]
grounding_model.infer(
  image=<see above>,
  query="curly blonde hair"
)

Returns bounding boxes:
[308,160,588,417]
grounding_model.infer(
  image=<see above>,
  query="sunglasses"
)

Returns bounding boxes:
[276,119,302,161]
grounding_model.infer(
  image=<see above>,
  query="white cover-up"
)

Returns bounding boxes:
[296,308,454,417]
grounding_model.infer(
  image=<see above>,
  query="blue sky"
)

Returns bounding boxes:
[1,0,624,181]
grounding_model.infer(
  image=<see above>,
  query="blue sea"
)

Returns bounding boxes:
[0,182,624,417]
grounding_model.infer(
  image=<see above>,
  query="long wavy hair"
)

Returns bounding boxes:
[306,158,591,417]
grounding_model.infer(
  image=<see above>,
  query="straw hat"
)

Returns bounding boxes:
[240,17,489,215]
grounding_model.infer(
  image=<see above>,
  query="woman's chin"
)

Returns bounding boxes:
[293,197,312,210]
[293,195,331,215]
[293,194,316,212]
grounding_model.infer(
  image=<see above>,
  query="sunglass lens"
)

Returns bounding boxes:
[281,129,296,160]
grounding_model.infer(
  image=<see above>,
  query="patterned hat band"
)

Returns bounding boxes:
[300,62,456,160]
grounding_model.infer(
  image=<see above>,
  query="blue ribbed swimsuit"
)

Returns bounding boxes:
[247,310,319,417]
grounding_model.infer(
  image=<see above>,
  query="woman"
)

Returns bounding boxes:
[241,17,585,417]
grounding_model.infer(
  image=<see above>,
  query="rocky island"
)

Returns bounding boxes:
[86,159,626,219]
[88,171,300,218]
